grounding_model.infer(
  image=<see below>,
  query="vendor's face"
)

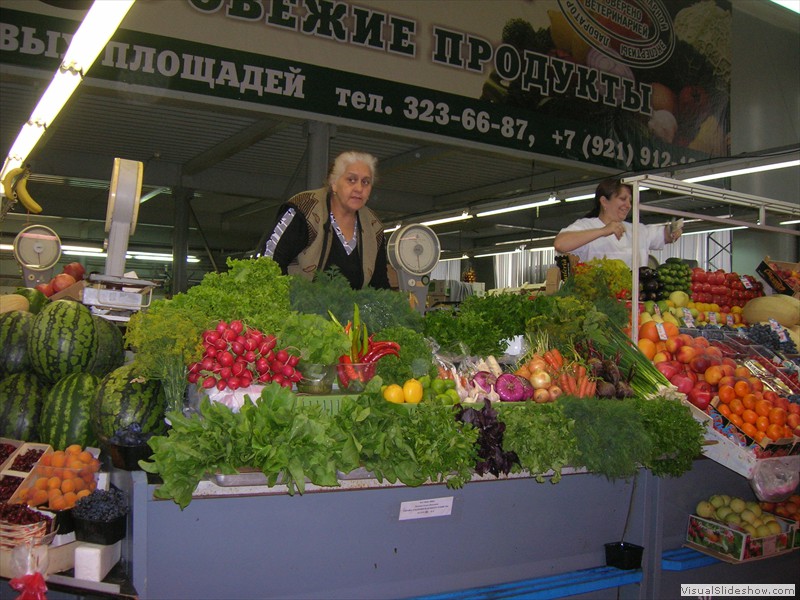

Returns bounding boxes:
[601,186,632,221]
[332,161,373,213]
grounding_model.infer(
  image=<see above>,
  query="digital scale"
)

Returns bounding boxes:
[12,224,62,287]
[387,223,440,314]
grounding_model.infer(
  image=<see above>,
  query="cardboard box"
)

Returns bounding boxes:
[756,257,800,298]
[49,279,87,302]
[545,266,561,295]
[686,513,796,563]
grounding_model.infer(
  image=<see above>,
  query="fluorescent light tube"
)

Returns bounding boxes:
[682,226,748,236]
[383,224,400,233]
[769,0,800,14]
[564,193,595,202]
[62,0,136,74]
[683,160,800,183]
[474,248,521,258]
[495,235,555,246]
[439,254,468,262]
[779,218,800,225]
[476,197,559,217]
[421,212,473,227]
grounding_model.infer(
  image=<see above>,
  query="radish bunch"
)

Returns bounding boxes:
[187,320,302,391]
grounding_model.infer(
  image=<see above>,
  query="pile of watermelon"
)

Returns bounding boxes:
[0,297,166,450]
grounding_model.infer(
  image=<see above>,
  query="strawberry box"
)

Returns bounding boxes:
[686,513,796,563]
[756,257,800,298]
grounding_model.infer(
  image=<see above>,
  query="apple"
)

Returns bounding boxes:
[50,273,76,293]
[676,345,697,364]
[656,360,681,380]
[670,373,694,395]
[62,261,86,281]
[689,354,711,374]
[665,337,684,354]
[35,282,54,297]
[704,365,724,386]
[688,381,713,411]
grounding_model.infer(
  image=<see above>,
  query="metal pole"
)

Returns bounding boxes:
[172,187,192,295]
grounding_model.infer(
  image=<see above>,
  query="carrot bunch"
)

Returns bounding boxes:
[514,344,597,400]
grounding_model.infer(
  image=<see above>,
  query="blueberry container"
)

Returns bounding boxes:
[604,541,644,570]
[74,513,126,545]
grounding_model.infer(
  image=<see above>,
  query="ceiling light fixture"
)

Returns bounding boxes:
[383,224,400,234]
[474,248,522,259]
[0,0,136,180]
[475,195,559,217]
[421,211,473,227]
[682,159,800,184]
[769,0,800,13]
[681,226,749,237]
[779,218,800,225]
[495,235,556,246]
[439,254,469,262]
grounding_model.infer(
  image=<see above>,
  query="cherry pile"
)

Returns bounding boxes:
[0,475,23,503]
[0,502,52,526]
[10,448,45,472]
[187,320,302,391]
[0,442,17,465]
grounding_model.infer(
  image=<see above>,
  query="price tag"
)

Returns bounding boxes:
[740,275,752,289]
[682,308,695,328]
[708,312,718,325]
[399,496,454,521]
[726,313,734,327]
[769,318,789,342]
[655,322,668,340]
[652,303,661,316]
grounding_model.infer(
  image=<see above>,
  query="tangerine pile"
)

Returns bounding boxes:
[716,383,798,443]
[21,445,101,511]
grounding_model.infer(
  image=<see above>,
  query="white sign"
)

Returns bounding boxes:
[398,496,454,521]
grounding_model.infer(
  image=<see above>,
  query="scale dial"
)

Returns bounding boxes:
[387,224,441,277]
[13,225,62,271]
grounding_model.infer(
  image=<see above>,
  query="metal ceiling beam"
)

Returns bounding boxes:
[181,118,288,176]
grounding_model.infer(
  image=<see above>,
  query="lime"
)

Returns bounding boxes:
[431,378,447,394]
[418,375,431,389]
[445,388,460,403]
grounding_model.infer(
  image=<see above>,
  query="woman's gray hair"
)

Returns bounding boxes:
[327,151,378,187]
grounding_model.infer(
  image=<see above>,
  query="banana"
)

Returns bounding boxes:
[14,169,43,214]
[2,167,24,201]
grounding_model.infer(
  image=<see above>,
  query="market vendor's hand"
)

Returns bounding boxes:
[603,221,626,240]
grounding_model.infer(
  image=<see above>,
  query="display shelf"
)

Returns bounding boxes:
[406,565,643,600]
[660,547,720,571]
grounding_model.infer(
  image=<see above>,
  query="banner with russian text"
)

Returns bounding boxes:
[0,0,732,171]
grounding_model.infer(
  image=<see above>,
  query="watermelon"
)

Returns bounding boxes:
[0,371,49,441]
[87,316,125,377]
[94,364,166,440]
[38,373,99,450]
[28,299,98,383]
[14,287,49,315]
[0,310,34,377]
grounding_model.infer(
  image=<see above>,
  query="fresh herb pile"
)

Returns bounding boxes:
[289,270,422,333]
[525,295,612,353]
[423,292,540,356]
[334,386,479,489]
[371,326,438,385]
[276,312,351,365]
[498,401,577,483]
[456,400,520,478]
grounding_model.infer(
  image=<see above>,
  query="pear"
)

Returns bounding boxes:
[669,290,690,307]
[640,312,653,324]
[696,500,715,518]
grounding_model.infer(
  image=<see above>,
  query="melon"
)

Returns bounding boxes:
[14,287,49,315]
[38,372,100,450]
[94,363,166,440]
[87,315,126,377]
[0,310,34,377]
[0,371,49,441]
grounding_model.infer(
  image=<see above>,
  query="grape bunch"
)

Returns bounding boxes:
[746,323,798,355]
[10,448,45,472]
[0,443,17,465]
[109,423,152,447]
[0,475,23,503]
[187,320,302,391]
[72,487,128,523]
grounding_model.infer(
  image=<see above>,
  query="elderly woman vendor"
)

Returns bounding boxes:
[554,177,682,268]
[264,151,391,289]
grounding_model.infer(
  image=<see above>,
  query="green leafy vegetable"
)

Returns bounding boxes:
[168,257,291,335]
[498,402,577,483]
[277,312,350,365]
[525,295,612,353]
[371,326,437,385]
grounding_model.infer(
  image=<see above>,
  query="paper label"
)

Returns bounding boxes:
[709,312,718,325]
[655,322,668,340]
[399,496,454,521]
[740,275,752,289]
[682,308,695,328]
[726,314,734,326]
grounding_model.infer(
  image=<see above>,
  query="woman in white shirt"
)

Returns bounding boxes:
[554,178,682,268]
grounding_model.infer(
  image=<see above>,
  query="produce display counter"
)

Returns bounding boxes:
[106,458,798,600]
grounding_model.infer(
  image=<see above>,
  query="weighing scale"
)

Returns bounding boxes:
[387,223,440,314]
[82,158,157,321]
[12,224,62,287]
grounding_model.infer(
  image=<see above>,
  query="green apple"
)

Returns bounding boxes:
[766,521,782,535]
[709,495,725,508]
[740,509,756,524]
[743,524,757,536]
[640,312,653,324]
[696,501,715,518]
[669,290,689,307]
[729,497,746,514]
[643,300,655,314]
[656,300,670,314]
[756,524,772,538]
[715,506,732,521]
[725,513,742,525]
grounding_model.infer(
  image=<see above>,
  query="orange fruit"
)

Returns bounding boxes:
[47,488,62,502]
[637,338,657,360]
[61,478,76,494]
[742,394,758,410]
[34,477,49,491]
[755,399,773,417]
[766,423,784,441]
[718,385,735,405]
[729,398,744,416]
[38,454,52,467]
[753,430,765,443]
[638,321,661,343]
[728,413,744,428]
[50,496,66,511]
[50,451,66,468]
[76,489,91,499]
[663,322,680,339]
[742,409,758,425]
[717,404,732,417]
[733,380,751,398]
[29,489,49,507]
[62,491,78,508]
[65,444,82,455]
[756,416,770,432]
[741,423,758,438]
[78,450,94,464]
[768,407,787,426]
[47,476,61,490]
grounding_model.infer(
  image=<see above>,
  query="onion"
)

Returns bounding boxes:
[495,373,526,402]
[528,369,552,390]
[533,388,551,403]
[548,385,563,402]
[527,357,547,372]
[471,371,497,393]
[519,376,534,401]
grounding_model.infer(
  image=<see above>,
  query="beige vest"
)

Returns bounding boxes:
[286,187,383,288]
